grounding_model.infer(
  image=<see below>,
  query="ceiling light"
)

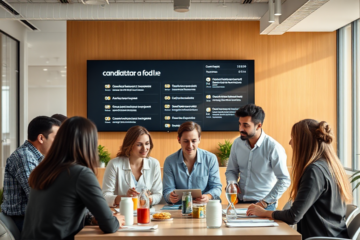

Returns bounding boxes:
[60,70,66,73]
[43,68,48,71]
[64,66,67,69]
[174,0,190,12]
[268,0,275,23]
[275,0,282,16]
[61,75,66,77]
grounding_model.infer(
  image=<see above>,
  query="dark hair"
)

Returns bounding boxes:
[235,104,265,125]
[28,116,61,141]
[51,114,68,123]
[177,121,201,139]
[117,126,154,158]
[29,117,98,190]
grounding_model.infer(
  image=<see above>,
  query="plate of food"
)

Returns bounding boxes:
[151,212,173,221]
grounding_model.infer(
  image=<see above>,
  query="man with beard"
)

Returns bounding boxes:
[225,104,290,210]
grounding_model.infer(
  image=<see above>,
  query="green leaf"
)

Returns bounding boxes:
[350,175,360,183]
[353,182,360,192]
[350,171,360,178]
[98,145,111,166]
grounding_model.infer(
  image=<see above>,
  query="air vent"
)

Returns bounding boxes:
[0,0,20,15]
[174,0,190,12]
[241,0,253,3]
[59,0,71,3]
[80,0,109,5]
[19,20,38,31]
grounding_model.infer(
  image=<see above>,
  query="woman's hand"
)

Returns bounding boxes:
[246,204,273,218]
[126,187,139,197]
[114,213,125,228]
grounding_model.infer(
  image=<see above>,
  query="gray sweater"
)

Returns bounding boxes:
[273,159,349,239]
[21,165,119,240]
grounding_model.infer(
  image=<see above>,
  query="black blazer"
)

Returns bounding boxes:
[273,159,349,239]
[21,165,119,240]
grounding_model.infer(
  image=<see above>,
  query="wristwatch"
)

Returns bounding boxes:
[260,200,269,208]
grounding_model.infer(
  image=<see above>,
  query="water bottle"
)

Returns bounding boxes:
[120,197,134,226]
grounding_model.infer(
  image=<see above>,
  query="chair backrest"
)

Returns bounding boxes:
[348,213,360,240]
[346,204,359,226]
[0,219,14,240]
[0,213,20,240]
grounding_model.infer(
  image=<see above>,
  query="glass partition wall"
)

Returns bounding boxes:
[337,19,360,206]
[0,31,19,189]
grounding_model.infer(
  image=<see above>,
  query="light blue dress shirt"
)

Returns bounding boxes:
[225,131,290,204]
[162,148,223,204]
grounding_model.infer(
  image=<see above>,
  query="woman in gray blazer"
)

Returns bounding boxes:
[21,117,124,240]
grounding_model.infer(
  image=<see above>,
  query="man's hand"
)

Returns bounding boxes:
[255,200,267,209]
[169,191,180,203]
[193,194,212,203]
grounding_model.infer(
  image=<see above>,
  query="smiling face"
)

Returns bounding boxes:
[130,134,151,159]
[178,129,200,159]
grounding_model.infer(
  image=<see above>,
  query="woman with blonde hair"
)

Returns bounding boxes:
[247,119,352,239]
[102,126,162,206]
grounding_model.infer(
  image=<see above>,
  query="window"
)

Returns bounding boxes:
[337,19,360,206]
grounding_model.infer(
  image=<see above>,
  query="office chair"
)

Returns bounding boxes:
[305,213,360,240]
[0,213,20,240]
[345,204,359,226]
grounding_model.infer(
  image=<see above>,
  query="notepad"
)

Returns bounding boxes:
[222,208,248,215]
[118,225,158,232]
[160,204,182,210]
[227,219,274,223]
[226,222,279,228]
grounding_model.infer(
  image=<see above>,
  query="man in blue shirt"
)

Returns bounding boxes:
[1,116,61,231]
[163,121,222,204]
[225,104,290,210]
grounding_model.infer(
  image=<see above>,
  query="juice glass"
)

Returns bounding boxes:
[132,196,138,211]
[137,208,150,224]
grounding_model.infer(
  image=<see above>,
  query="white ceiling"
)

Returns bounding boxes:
[27,21,66,66]
[289,0,360,32]
[23,0,360,66]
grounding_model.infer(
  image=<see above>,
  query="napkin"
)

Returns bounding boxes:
[226,222,279,228]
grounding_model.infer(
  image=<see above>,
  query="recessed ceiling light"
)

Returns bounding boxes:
[61,75,66,77]
[60,70,66,73]
[64,66,67,69]
[43,69,48,71]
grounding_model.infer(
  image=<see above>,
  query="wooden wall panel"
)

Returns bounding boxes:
[69,21,337,209]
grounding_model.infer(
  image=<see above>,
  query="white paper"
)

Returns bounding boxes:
[118,224,158,232]
[222,208,248,215]
[227,219,274,223]
[226,222,279,228]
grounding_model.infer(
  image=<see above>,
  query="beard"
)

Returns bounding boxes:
[240,130,256,140]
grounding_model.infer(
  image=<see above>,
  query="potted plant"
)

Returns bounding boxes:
[351,170,360,191]
[217,140,232,167]
[98,145,111,168]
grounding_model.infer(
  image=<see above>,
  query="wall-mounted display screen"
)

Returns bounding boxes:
[87,60,254,132]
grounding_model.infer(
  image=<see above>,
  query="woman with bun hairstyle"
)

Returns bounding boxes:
[102,126,162,206]
[247,119,352,239]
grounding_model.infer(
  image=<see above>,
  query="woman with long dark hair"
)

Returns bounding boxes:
[22,117,123,240]
[247,119,352,239]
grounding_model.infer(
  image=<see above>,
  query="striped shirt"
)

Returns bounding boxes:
[1,140,43,216]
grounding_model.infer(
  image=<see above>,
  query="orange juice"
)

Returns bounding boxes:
[226,193,237,204]
[132,196,138,210]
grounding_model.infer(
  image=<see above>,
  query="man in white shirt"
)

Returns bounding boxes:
[225,104,290,210]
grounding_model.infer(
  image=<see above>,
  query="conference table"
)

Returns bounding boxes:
[75,204,301,240]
